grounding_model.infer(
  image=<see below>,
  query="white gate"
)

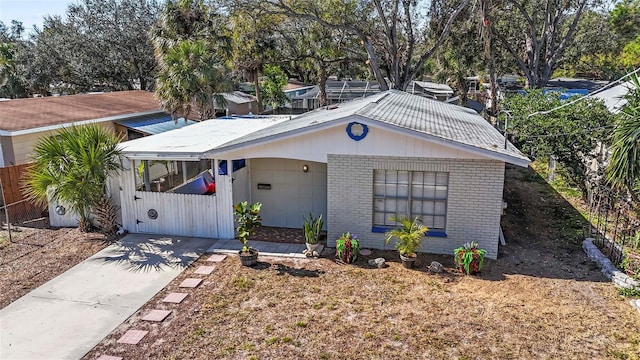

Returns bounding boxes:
[133,191,219,238]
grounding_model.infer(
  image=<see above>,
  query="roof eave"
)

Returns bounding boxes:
[209,113,531,167]
[121,151,203,161]
[0,109,164,136]
[351,116,531,167]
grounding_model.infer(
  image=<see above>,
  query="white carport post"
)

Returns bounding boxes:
[214,159,235,239]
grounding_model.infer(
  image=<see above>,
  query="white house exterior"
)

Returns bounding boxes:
[116,90,529,259]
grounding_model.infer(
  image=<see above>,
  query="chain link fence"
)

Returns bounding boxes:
[0,165,55,247]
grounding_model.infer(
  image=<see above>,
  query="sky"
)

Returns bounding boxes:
[0,0,70,34]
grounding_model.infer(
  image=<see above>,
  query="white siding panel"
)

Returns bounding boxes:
[216,124,489,163]
[133,191,218,238]
[48,199,79,227]
[215,170,234,239]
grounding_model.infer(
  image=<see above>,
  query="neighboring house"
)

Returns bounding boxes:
[215,91,259,116]
[283,80,316,110]
[445,96,486,114]
[0,90,176,167]
[115,90,529,259]
[547,77,609,92]
[408,80,454,101]
[290,80,382,110]
[593,80,634,114]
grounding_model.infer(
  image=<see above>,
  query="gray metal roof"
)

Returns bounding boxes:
[115,113,196,135]
[292,81,382,100]
[219,91,256,105]
[410,81,454,95]
[216,90,529,166]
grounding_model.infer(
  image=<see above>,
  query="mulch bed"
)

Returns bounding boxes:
[249,226,307,244]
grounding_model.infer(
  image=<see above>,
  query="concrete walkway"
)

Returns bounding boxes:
[0,234,213,360]
[207,238,308,258]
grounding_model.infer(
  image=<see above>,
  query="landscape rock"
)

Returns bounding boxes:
[368,258,386,268]
[428,261,443,273]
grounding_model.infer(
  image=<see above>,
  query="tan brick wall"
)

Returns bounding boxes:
[327,155,505,259]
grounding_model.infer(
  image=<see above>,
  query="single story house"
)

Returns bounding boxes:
[0,90,177,167]
[114,90,529,259]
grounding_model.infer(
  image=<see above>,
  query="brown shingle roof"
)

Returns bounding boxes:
[0,90,162,132]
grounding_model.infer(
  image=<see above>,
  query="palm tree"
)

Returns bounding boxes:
[22,125,123,231]
[155,39,228,121]
[150,0,230,121]
[606,73,640,205]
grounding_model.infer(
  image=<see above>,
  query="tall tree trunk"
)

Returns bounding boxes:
[253,69,262,113]
[318,64,328,107]
[483,0,498,115]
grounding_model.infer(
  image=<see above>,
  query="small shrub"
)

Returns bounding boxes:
[234,201,262,252]
[336,232,359,263]
[233,275,254,291]
[617,287,640,298]
[620,252,640,280]
[384,215,428,256]
[302,213,324,244]
[454,242,487,275]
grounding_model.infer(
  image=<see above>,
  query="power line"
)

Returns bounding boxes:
[501,68,639,144]
[516,125,615,139]
[525,67,640,119]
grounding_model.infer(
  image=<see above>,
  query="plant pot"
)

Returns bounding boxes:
[306,243,320,253]
[455,251,484,275]
[400,253,417,269]
[239,248,258,267]
[458,257,481,275]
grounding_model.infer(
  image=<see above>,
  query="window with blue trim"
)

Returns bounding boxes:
[373,170,448,230]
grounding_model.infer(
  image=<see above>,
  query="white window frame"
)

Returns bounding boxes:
[373,170,449,231]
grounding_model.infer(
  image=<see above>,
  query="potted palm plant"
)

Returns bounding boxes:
[302,213,324,254]
[384,215,428,269]
[234,201,262,266]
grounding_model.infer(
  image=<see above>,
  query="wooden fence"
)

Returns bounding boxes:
[0,164,46,224]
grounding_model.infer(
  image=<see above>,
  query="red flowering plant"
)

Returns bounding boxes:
[335,232,360,264]
[454,241,487,275]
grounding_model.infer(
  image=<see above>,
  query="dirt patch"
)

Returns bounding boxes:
[84,165,640,359]
[0,227,110,309]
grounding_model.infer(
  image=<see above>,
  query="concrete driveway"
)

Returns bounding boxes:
[0,233,213,360]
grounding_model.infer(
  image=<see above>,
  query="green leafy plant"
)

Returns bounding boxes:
[384,215,428,256]
[454,242,487,275]
[22,124,122,232]
[621,251,640,280]
[303,213,324,245]
[233,201,262,253]
[336,232,359,263]
[617,286,640,298]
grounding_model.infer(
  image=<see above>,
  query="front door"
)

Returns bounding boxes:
[250,159,327,228]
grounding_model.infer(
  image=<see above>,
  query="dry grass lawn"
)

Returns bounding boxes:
[84,166,640,360]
